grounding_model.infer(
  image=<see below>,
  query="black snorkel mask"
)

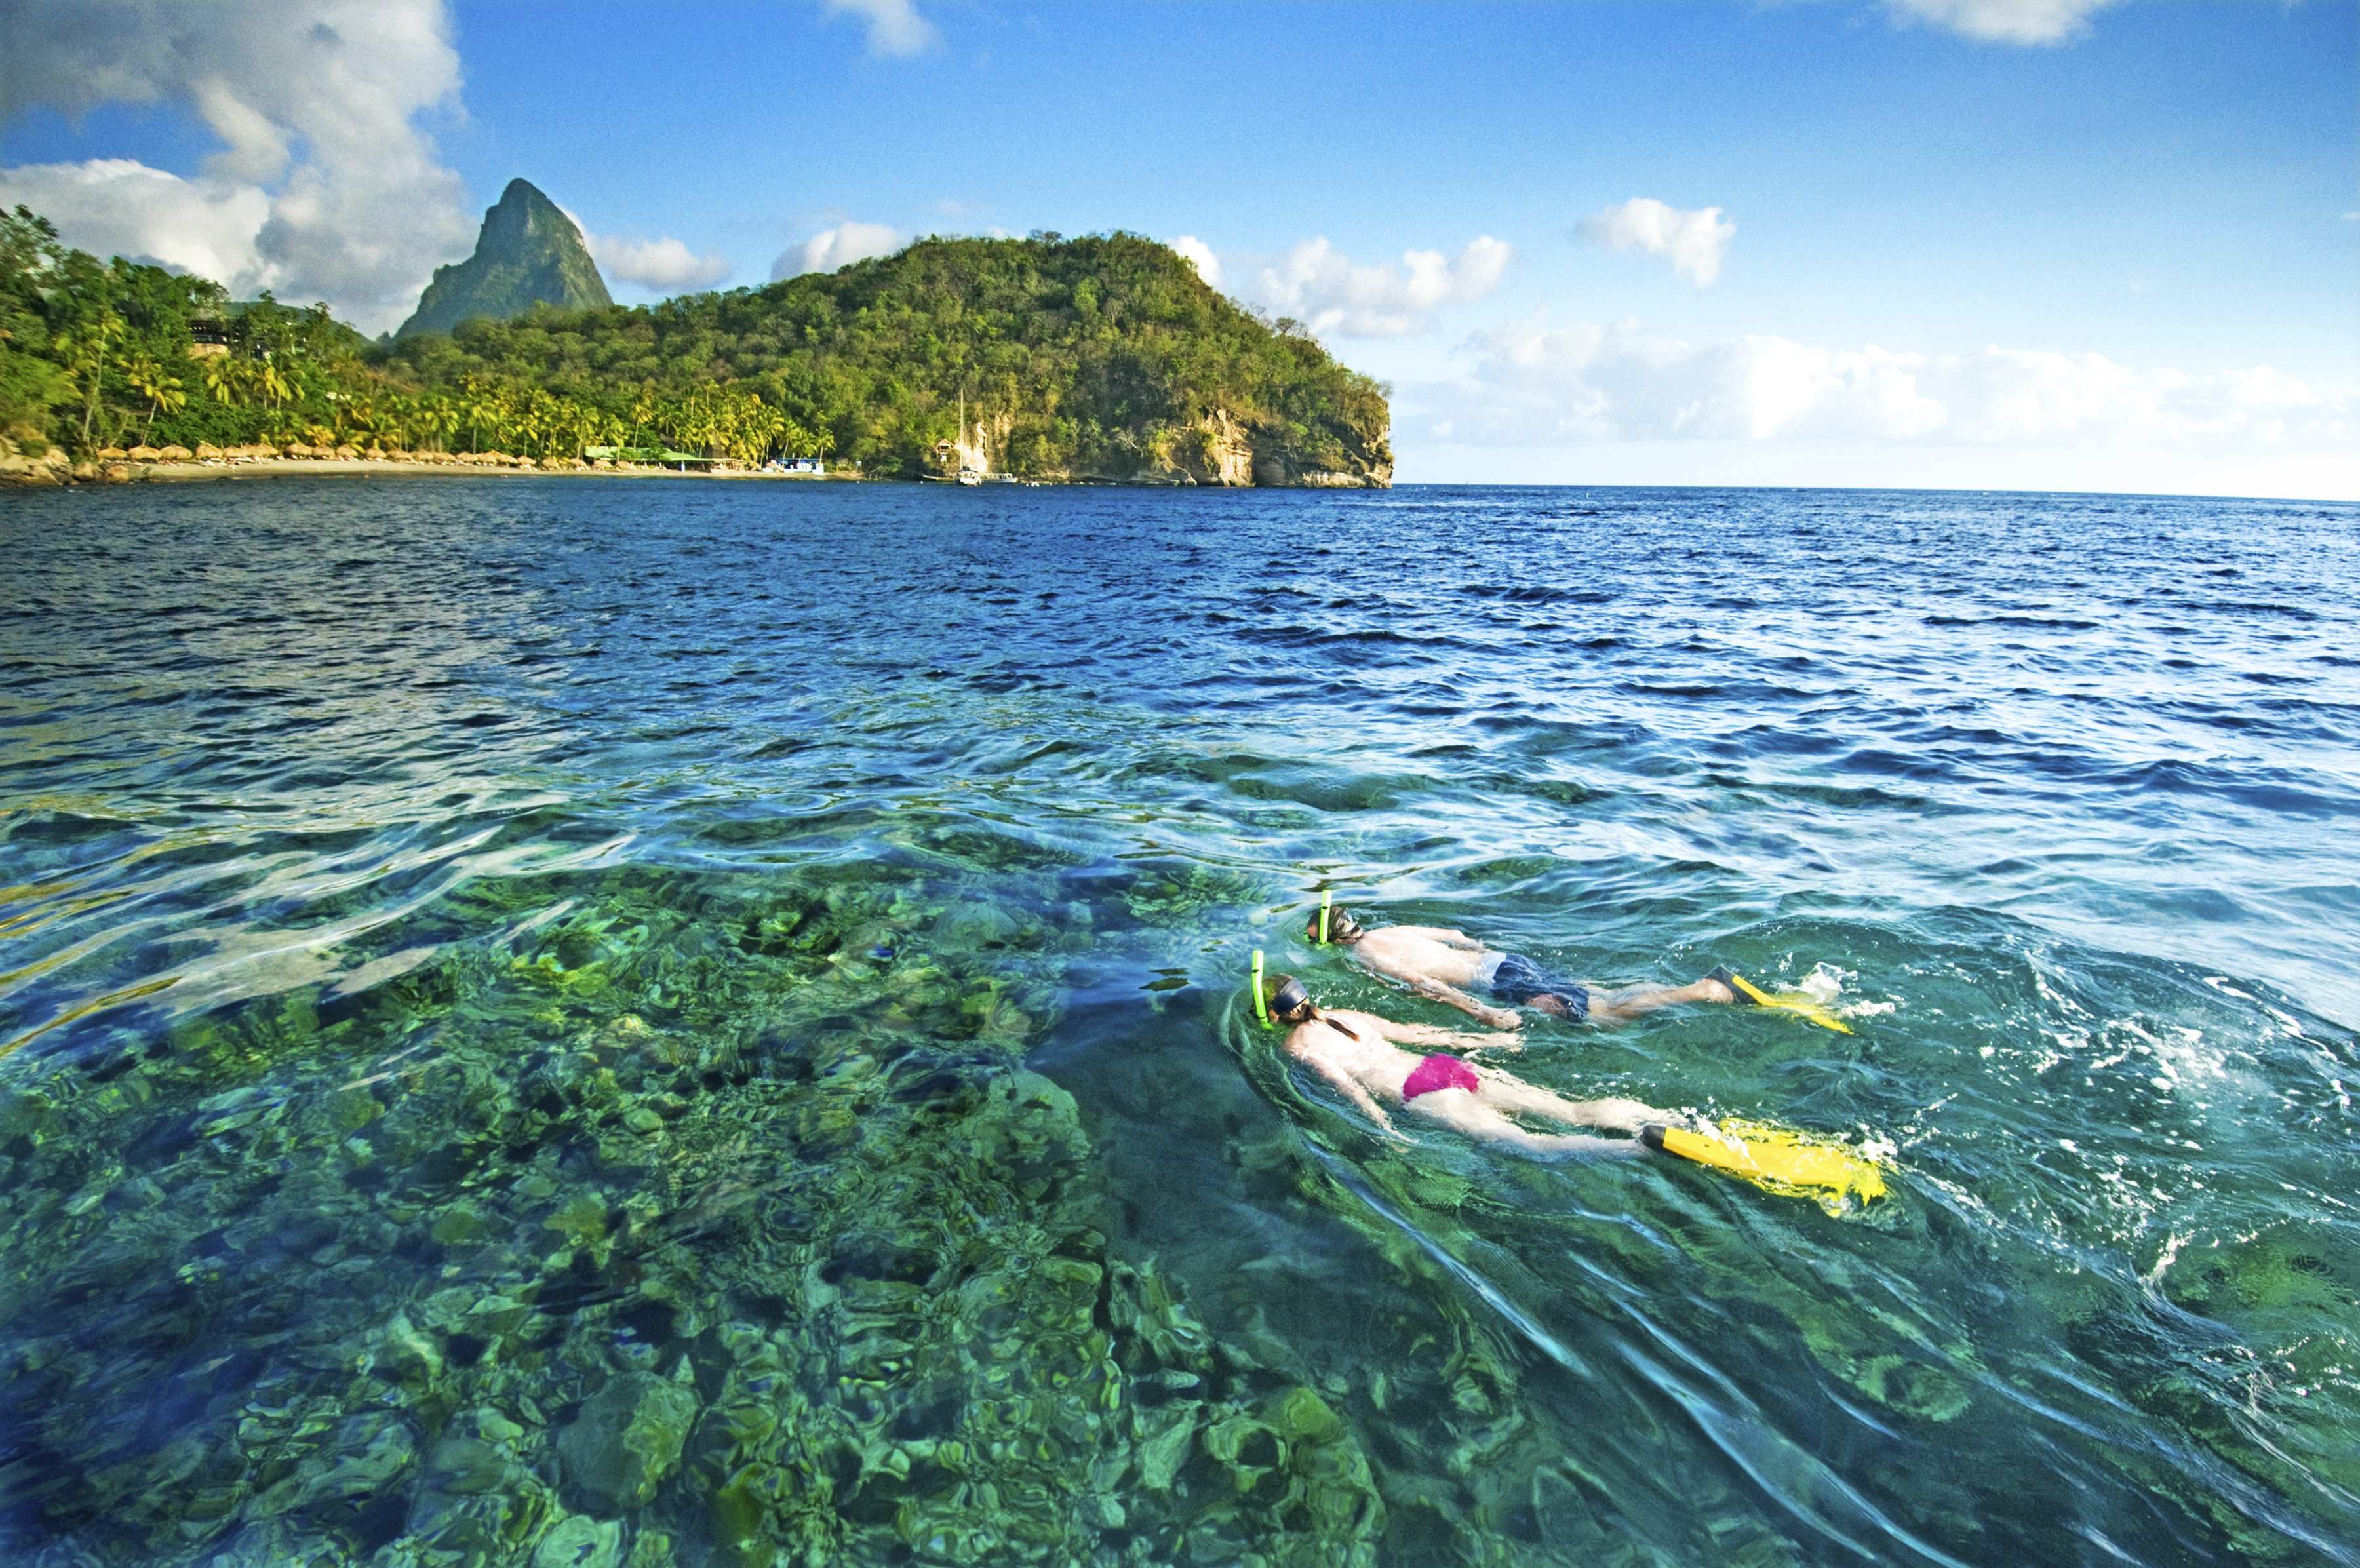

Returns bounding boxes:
[1249,949,1309,1027]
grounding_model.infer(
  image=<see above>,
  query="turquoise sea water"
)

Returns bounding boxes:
[1,479,2355,1567]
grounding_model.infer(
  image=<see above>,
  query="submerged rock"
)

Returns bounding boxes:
[558,1367,699,1516]
[534,1512,625,1568]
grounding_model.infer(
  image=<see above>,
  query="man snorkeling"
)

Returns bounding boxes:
[1256,971,1678,1158]
[1307,900,1742,1029]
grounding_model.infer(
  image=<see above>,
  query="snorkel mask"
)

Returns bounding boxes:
[1308,892,1359,945]
[1249,949,1309,1027]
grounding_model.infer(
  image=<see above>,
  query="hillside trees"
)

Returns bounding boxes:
[1,209,1388,482]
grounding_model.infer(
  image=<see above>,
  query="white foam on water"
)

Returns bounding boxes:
[1794,960,1897,1019]
[1799,964,1849,1004]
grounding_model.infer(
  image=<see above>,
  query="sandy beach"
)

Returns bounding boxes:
[2,453,855,487]
[136,457,852,483]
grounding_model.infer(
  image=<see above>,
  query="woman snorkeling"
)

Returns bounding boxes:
[1257,971,1677,1158]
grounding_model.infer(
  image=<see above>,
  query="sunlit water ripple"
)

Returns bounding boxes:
[1,480,2355,1567]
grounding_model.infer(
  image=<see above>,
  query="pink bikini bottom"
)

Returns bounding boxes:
[1402,1053,1480,1101]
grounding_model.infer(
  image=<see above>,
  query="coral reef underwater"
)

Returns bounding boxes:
[0,858,1419,1567]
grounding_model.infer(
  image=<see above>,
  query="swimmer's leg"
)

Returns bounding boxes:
[1583,975,1739,1027]
[1403,1088,1642,1160]
[1474,1073,1663,1135]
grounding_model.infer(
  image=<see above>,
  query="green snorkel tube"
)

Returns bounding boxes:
[1316,889,1333,945]
[1251,949,1272,1027]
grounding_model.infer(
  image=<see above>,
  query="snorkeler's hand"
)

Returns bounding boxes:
[1482,1006,1521,1031]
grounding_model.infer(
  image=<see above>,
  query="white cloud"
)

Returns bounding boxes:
[1168,235,1223,288]
[0,0,471,332]
[1881,0,2119,45]
[1419,313,2357,455]
[822,0,938,56]
[586,233,732,293]
[1577,198,1735,287]
[0,159,270,286]
[1179,235,1510,338]
[772,221,905,279]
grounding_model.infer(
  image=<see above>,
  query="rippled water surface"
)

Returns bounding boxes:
[2,479,2356,1567]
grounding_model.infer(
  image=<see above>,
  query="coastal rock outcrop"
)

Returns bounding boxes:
[1186,408,1258,486]
[1251,435,1394,490]
[0,443,69,485]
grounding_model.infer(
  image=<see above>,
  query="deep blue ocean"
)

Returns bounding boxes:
[1,479,2355,1567]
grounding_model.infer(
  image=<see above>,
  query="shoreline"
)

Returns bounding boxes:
[122,458,856,485]
[3,456,1383,490]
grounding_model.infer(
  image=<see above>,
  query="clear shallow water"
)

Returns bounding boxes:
[1,479,2355,1567]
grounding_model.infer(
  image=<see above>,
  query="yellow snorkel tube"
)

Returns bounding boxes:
[1641,1120,1889,1214]
[1251,949,1272,1027]
[1316,890,1332,945]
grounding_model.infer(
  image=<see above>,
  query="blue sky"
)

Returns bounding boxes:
[3,1,2352,496]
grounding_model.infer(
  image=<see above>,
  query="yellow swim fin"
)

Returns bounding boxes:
[1641,1120,1889,1213]
[1711,965,1854,1034]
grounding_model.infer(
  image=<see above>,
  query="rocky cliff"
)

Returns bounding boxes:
[1053,406,1390,488]
[394,179,612,340]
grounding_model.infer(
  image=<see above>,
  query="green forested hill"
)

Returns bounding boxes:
[387,232,1392,483]
[3,206,1390,485]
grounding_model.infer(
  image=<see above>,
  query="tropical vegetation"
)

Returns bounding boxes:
[1,205,1391,482]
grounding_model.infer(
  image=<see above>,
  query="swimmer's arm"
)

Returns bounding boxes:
[1379,1019,1522,1054]
[1403,973,1522,1031]
[1301,1052,1406,1140]
[1356,949,1519,1028]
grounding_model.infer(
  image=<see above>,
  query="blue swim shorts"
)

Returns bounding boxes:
[1488,954,1590,1020]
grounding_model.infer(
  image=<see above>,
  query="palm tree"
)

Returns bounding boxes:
[202,355,245,407]
[420,400,459,453]
[131,363,187,442]
[515,392,547,458]
[256,361,292,417]
[118,355,160,432]
[52,313,122,446]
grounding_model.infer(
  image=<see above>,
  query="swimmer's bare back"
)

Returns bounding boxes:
[1344,928,1519,1028]
[1351,924,1740,1029]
